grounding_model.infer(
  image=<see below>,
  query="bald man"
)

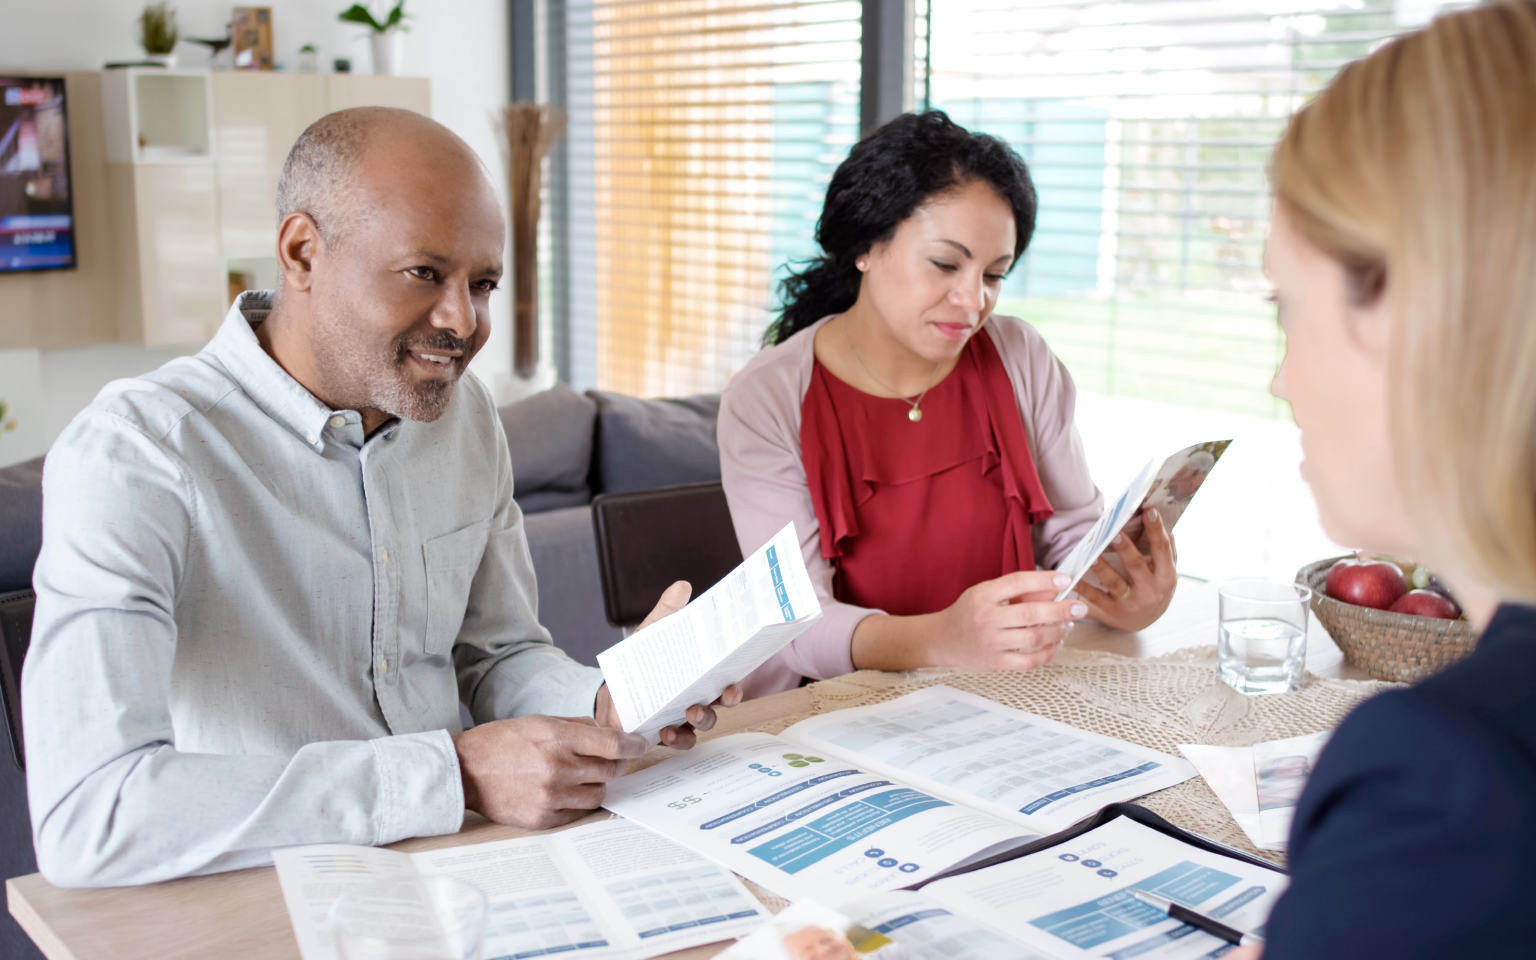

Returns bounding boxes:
[24,108,734,888]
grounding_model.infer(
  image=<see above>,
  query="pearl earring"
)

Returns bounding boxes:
[856,260,867,271]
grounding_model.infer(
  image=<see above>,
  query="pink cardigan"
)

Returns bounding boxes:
[718,315,1105,697]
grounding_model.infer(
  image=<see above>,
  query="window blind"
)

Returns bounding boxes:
[559,0,862,396]
[924,0,1470,417]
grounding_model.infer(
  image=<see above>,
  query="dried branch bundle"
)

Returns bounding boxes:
[503,102,567,379]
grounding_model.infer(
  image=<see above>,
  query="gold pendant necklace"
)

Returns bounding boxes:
[847,330,942,424]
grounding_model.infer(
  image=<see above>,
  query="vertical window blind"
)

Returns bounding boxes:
[924,0,1471,418]
[560,0,862,397]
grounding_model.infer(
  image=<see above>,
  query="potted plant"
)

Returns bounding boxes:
[338,2,408,77]
[139,2,180,67]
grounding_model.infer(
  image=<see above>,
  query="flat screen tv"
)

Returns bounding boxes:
[0,76,75,273]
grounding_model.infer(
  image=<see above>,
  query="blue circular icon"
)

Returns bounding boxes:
[864,849,884,858]
[899,863,920,873]
[1058,854,1079,862]
[748,763,761,769]
[769,771,782,776]
[878,858,898,868]
[1082,860,1102,868]
[1097,869,1118,878]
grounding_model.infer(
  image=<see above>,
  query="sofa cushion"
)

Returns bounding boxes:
[522,505,622,667]
[588,391,721,495]
[499,384,596,514]
[0,457,43,594]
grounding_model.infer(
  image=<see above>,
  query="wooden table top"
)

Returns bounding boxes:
[7,578,1361,960]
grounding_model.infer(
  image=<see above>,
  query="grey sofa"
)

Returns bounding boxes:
[0,382,719,956]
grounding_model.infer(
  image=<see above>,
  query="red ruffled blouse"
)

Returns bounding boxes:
[799,331,1055,616]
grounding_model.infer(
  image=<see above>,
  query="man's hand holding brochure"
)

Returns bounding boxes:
[599,522,822,739]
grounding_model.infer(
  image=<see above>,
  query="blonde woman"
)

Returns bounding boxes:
[1230,2,1536,956]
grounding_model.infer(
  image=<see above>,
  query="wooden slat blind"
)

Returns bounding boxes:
[563,0,862,396]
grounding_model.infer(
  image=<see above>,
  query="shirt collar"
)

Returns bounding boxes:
[204,291,398,455]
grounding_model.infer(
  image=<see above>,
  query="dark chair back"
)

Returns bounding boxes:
[591,482,743,628]
[0,590,33,773]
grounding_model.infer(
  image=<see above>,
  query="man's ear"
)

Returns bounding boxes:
[276,212,324,294]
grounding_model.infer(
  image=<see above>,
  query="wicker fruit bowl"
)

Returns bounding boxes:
[1296,556,1479,683]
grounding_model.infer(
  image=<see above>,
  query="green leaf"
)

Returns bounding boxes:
[383,0,407,31]
[337,4,385,31]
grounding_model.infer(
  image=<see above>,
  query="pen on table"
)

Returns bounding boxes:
[1128,888,1266,947]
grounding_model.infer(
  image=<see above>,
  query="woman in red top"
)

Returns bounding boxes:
[720,112,1180,696]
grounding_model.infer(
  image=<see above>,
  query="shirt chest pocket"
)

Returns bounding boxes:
[422,520,491,655]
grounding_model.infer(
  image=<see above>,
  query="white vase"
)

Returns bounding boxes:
[370,30,406,76]
[146,52,177,68]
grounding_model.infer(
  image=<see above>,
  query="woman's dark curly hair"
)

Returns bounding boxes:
[764,110,1038,346]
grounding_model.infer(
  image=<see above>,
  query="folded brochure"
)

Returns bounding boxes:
[1054,440,1232,601]
[598,521,823,738]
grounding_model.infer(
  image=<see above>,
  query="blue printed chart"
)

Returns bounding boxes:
[607,865,762,940]
[1028,861,1252,950]
[746,788,950,874]
[786,686,1196,832]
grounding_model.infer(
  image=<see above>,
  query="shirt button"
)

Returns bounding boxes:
[329,415,345,429]
[380,548,389,564]
[379,658,390,673]
[305,432,318,444]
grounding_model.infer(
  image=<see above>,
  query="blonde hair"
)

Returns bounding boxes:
[1271,0,1536,602]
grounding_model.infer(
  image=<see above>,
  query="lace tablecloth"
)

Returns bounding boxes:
[741,647,1399,868]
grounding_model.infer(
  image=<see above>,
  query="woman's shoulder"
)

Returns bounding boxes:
[719,319,827,446]
[983,313,1055,357]
[1272,641,1536,958]
[722,319,824,413]
[1299,615,1536,829]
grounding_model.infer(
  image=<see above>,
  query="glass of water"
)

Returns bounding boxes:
[330,876,488,960]
[1217,580,1311,694]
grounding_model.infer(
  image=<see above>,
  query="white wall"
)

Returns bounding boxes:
[0,0,542,468]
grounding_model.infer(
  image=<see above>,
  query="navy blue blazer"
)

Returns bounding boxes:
[1265,603,1536,958]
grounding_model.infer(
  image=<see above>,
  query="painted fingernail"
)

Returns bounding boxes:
[1062,621,1075,634]
[1148,508,1160,522]
[1053,573,1071,588]
[1112,533,1124,545]
[1071,602,1088,618]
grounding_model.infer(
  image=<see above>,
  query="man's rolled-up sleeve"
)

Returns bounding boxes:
[26,412,464,888]
[453,412,605,724]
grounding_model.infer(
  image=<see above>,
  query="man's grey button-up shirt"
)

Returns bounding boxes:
[24,293,604,887]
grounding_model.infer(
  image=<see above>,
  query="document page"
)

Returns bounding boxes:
[601,732,1037,905]
[275,819,766,960]
[785,687,1197,834]
[274,844,422,960]
[1253,731,1329,850]
[717,891,1059,960]
[922,816,1288,960]
[599,522,822,738]
[847,891,1061,960]
[1181,729,1330,853]
[1178,744,1266,850]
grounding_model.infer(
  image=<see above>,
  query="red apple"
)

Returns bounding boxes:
[1326,558,1408,610]
[1389,589,1462,620]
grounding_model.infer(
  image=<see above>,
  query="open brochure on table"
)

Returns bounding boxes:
[273,818,766,960]
[717,815,1287,960]
[599,521,823,739]
[602,685,1196,905]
